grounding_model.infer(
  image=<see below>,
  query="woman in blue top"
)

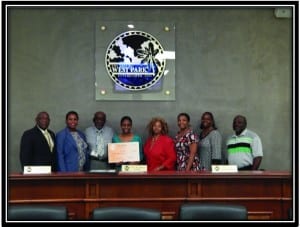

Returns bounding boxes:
[56,111,89,172]
[112,116,144,167]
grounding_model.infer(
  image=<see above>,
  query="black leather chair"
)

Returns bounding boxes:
[288,207,293,220]
[179,203,248,221]
[91,207,161,221]
[7,205,68,221]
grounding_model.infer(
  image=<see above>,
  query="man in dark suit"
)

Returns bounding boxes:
[20,111,57,171]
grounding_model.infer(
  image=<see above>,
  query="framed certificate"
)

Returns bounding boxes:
[108,142,140,163]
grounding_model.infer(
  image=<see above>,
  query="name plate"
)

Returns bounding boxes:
[108,142,140,163]
[121,165,147,173]
[211,165,238,173]
[23,166,51,174]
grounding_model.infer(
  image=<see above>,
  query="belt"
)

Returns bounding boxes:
[238,165,253,170]
[90,155,107,162]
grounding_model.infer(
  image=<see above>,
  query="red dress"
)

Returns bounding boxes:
[143,135,176,171]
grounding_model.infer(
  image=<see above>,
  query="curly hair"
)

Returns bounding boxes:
[146,117,169,136]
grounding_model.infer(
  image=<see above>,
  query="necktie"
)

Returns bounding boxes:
[96,130,105,157]
[44,130,54,152]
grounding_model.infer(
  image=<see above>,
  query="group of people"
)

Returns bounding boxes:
[20,110,263,172]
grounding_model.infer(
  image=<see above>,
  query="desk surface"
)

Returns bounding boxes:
[9,170,292,179]
[8,170,293,221]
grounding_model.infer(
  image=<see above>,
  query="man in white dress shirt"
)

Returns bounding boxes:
[85,111,114,170]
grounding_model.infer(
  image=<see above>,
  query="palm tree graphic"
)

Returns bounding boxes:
[137,42,161,76]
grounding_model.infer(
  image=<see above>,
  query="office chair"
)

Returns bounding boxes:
[7,205,68,221]
[91,206,161,221]
[288,207,293,220]
[179,203,248,221]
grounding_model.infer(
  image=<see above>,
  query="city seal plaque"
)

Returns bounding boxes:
[105,30,166,90]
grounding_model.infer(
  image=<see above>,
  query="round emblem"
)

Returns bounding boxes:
[105,30,166,90]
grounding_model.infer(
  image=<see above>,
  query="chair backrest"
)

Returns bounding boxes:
[288,207,293,220]
[8,205,68,221]
[179,203,248,221]
[91,207,161,221]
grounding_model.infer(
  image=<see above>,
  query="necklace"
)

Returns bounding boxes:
[150,135,160,149]
[200,128,213,139]
[152,134,160,141]
[120,133,133,142]
[177,128,190,138]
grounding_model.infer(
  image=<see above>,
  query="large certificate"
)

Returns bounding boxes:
[108,142,140,163]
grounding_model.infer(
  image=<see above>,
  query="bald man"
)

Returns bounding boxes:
[20,111,57,171]
[85,111,114,170]
[226,115,263,170]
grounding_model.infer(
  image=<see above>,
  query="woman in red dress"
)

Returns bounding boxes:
[143,117,176,171]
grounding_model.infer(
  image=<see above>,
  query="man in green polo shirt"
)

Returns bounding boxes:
[226,115,263,170]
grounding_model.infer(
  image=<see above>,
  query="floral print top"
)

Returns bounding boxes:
[174,129,200,171]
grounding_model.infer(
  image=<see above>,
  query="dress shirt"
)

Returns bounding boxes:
[85,125,114,160]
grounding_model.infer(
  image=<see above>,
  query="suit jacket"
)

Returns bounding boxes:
[56,127,89,172]
[20,126,57,171]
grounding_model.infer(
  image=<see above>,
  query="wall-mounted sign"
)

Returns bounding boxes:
[105,30,166,91]
[95,21,175,101]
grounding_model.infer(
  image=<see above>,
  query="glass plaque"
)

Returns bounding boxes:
[95,21,175,101]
